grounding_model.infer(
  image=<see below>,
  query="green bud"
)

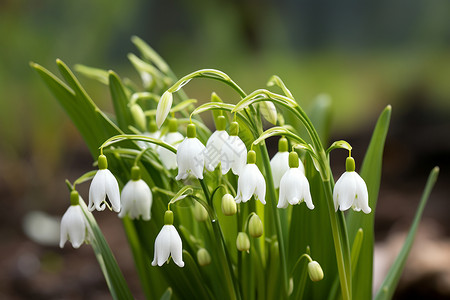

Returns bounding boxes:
[221,194,237,216]
[130,104,147,132]
[278,137,288,152]
[248,214,263,238]
[70,190,79,206]
[197,248,211,266]
[247,150,256,164]
[346,156,355,172]
[288,151,299,168]
[216,115,226,131]
[131,166,141,181]
[288,277,294,296]
[187,123,196,138]
[148,120,158,133]
[98,155,108,170]
[168,118,178,133]
[164,210,174,225]
[229,121,239,136]
[308,261,324,282]
[193,201,208,222]
[236,232,250,252]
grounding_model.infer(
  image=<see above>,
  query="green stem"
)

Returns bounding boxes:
[259,144,289,298]
[199,179,241,300]
[323,179,352,300]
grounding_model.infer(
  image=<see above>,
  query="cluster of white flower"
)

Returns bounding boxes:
[60,113,370,269]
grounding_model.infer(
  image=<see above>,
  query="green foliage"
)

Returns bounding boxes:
[33,37,438,300]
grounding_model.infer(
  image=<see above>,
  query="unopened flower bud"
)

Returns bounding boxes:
[308,261,324,282]
[130,104,147,132]
[197,248,211,266]
[193,201,208,222]
[248,214,263,238]
[221,194,237,216]
[236,232,250,252]
[156,91,173,128]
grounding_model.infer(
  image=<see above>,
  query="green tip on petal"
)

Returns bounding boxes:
[289,151,299,168]
[247,150,256,164]
[98,155,108,170]
[164,210,174,225]
[279,137,288,152]
[187,123,196,138]
[168,118,178,133]
[131,166,141,181]
[149,120,158,133]
[216,115,226,131]
[346,156,355,172]
[70,190,79,206]
[229,121,239,136]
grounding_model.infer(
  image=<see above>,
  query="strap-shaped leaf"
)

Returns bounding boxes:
[346,105,391,299]
[109,71,133,131]
[78,200,134,300]
[375,167,439,300]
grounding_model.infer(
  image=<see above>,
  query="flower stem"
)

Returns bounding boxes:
[199,179,241,300]
[259,144,289,298]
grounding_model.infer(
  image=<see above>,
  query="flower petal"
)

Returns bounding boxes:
[205,130,229,171]
[270,152,289,189]
[89,170,107,211]
[169,226,184,267]
[104,170,121,212]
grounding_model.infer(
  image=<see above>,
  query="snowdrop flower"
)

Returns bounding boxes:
[205,115,229,171]
[235,150,266,204]
[333,156,371,214]
[221,121,247,175]
[278,151,314,209]
[157,118,184,170]
[270,137,304,188]
[60,191,88,248]
[118,166,152,220]
[88,155,120,212]
[176,123,206,180]
[152,210,184,267]
[156,91,173,128]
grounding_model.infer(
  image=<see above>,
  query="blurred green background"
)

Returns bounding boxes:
[1,0,449,299]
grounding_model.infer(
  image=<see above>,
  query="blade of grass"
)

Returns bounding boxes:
[375,167,439,300]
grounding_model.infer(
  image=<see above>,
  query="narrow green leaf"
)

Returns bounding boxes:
[346,105,392,300]
[109,71,133,131]
[75,64,109,85]
[375,167,439,300]
[78,200,134,300]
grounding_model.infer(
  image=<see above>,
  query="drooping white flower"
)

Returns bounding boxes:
[221,121,247,175]
[176,124,206,180]
[118,166,152,220]
[270,137,304,188]
[88,155,121,212]
[205,115,229,171]
[157,118,183,170]
[235,150,266,204]
[152,210,184,267]
[333,157,371,214]
[156,91,173,128]
[60,191,88,249]
[278,152,314,209]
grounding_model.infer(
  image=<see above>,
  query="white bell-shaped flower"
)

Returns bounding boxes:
[176,124,206,180]
[221,121,247,175]
[270,137,304,188]
[278,152,314,209]
[157,118,184,170]
[152,210,184,267]
[333,157,371,214]
[205,115,229,171]
[119,166,152,220]
[235,150,266,204]
[88,155,121,212]
[60,191,88,248]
